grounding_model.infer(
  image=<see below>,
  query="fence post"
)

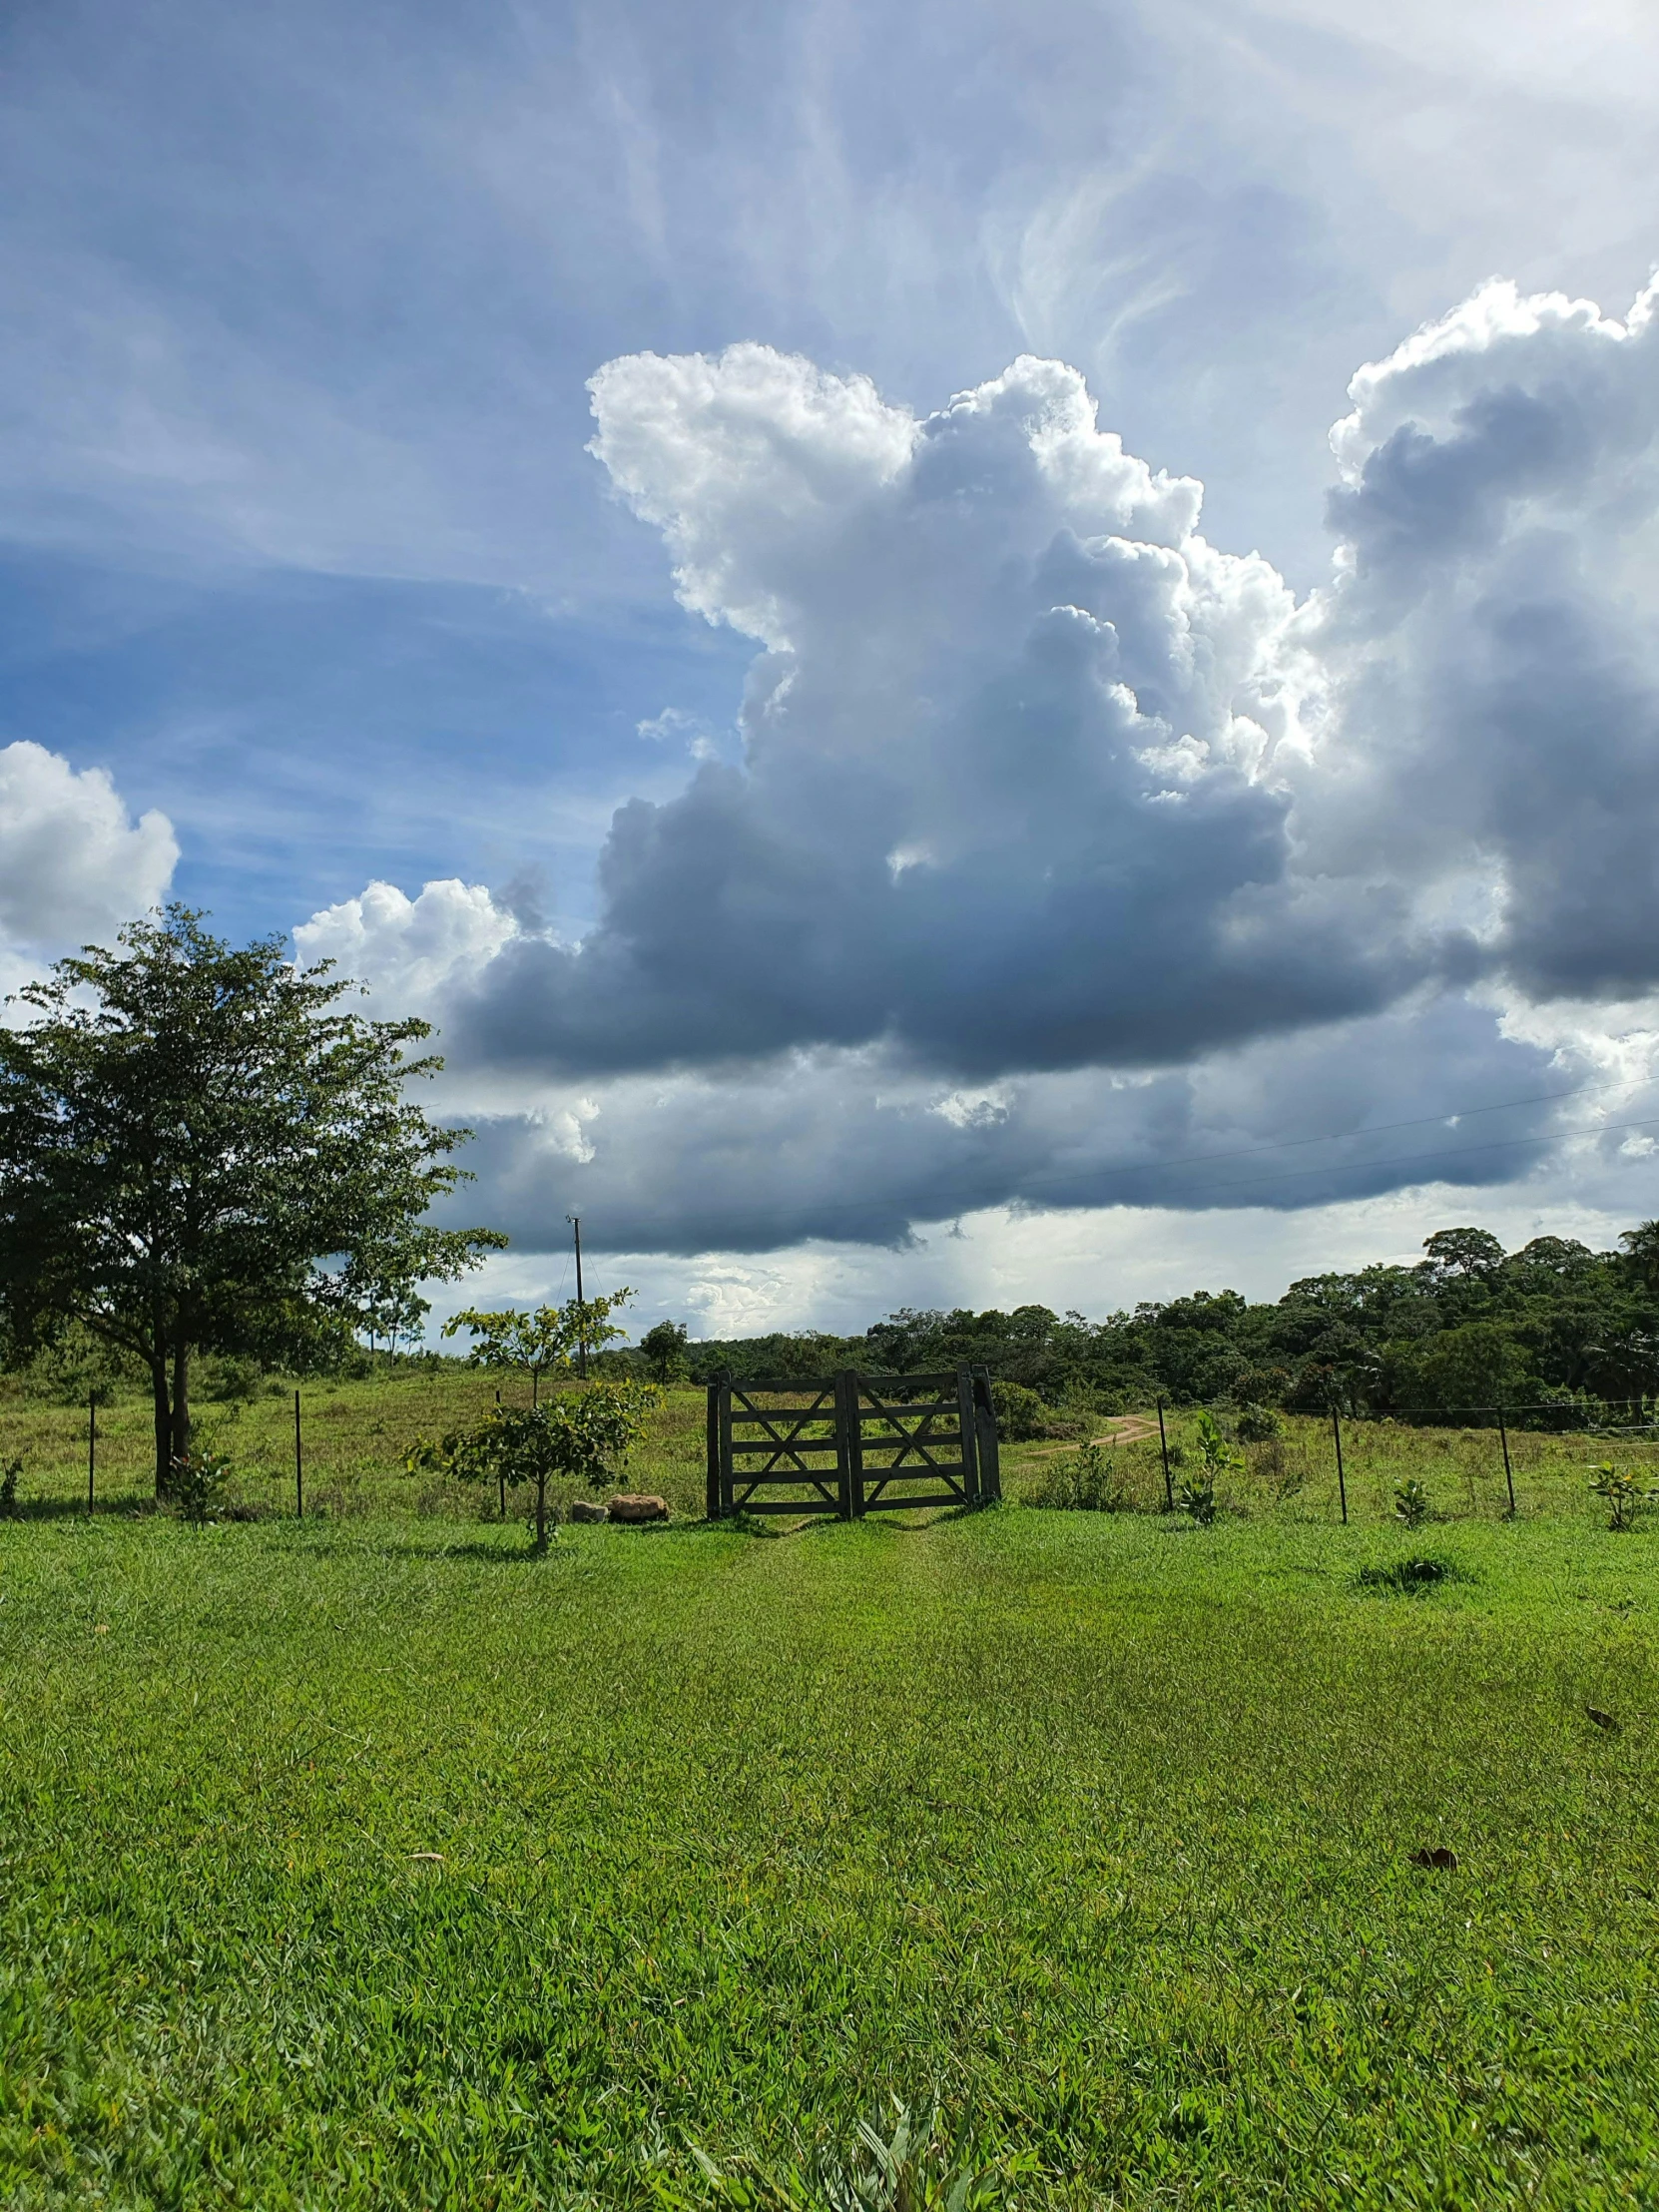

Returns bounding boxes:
[1497,1403,1515,1517]
[833,1369,863,1519]
[973,1369,1002,1502]
[293,1389,303,1519]
[1332,1404,1348,1525]
[496,1387,505,1517]
[705,1379,722,1520]
[88,1393,96,1513]
[717,1370,734,1519]
[1156,1397,1173,1511]
[955,1366,981,1504]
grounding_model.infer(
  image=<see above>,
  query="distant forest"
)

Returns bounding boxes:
[679,1224,1659,1421]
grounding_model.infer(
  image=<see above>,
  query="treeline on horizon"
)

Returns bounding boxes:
[15,1221,1659,1432]
[666,1224,1659,1424]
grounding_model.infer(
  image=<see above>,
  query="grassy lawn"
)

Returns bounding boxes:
[3,1479,1657,2207]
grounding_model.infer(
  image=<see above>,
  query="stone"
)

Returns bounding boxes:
[607,1493,669,1523]
[568,1499,607,1523]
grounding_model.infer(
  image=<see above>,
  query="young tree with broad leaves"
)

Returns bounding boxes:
[0,907,505,1494]
[442,1289,633,1401]
[407,1381,659,1552]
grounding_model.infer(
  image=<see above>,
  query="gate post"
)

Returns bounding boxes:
[834,1369,863,1519]
[706,1376,723,1519]
[716,1370,735,1518]
[956,1366,981,1504]
[972,1368,1001,1501]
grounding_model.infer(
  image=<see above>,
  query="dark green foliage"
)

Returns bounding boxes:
[1234,1403,1282,1442]
[0,907,504,1494]
[988,1380,1056,1440]
[641,1318,691,1382]
[0,1457,18,1516]
[682,1218,1659,1423]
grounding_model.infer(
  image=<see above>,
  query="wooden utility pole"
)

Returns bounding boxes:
[568,1214,587,1380]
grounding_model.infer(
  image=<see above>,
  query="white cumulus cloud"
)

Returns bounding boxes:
[0,742,177,988]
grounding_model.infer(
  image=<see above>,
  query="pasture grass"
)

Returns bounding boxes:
[7,1367,1659,1534]
[2,1492,1657,2207]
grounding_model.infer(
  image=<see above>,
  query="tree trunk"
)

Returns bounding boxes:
[151,1359,172,1498]
[171,1334,191,1471]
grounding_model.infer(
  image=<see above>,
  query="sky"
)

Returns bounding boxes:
[6,0,1659,1337]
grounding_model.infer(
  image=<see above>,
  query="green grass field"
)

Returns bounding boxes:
[3,1376,1659,2206]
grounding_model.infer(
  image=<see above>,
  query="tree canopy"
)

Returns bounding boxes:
[0,906,504,1491]
[442,1290,633,1399]
[677,1221,1659,1423]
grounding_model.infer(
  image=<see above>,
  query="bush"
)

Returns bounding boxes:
[1028,1441,1131,1512]
[1234,1403,1282,1443]
[170,1448,233,1523]
[0,1456,19,1516]
[1589,1463,1656,1532]
[989,1380,1056,1441]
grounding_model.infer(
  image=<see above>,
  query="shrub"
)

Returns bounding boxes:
[1029,1440,1131,1512]
[989,1380,1055,1441]
[170,1448,233,1523]
[1178,1411,1243,1527]
[0,1456,19,1516]
[1234,1403,1282,1443]
[1177,1470,1217,1525]
[407,1380,660,1552]
[1392,1476,1434,1528]
[1589,1463,1656,1532]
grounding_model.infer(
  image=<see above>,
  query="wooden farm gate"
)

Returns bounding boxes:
[705,1368,1000,1520]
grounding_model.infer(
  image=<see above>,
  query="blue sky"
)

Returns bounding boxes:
[7,0,1659,1335]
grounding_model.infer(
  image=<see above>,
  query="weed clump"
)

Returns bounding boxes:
[1392,1476,1437,1527]
[1589,1464,1656,1532]
[1356,1555,1465,1595]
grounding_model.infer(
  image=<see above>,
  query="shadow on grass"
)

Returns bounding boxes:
[3,1496,159,1523]
[371,1535,561,1564]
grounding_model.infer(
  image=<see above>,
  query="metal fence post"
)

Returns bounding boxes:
[1332,1405,1348,1525]
[1157,1397,1173,1511]
[88,1393,96,1513]
[293,1389,303,1518]
[1497,1403,1515,1517]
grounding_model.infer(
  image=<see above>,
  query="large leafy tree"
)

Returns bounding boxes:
[0,907,504,1493]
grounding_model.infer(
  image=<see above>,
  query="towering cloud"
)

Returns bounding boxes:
[310,278,1659,1254]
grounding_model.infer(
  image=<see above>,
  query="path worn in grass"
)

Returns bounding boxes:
[2,1505,1656,2207]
